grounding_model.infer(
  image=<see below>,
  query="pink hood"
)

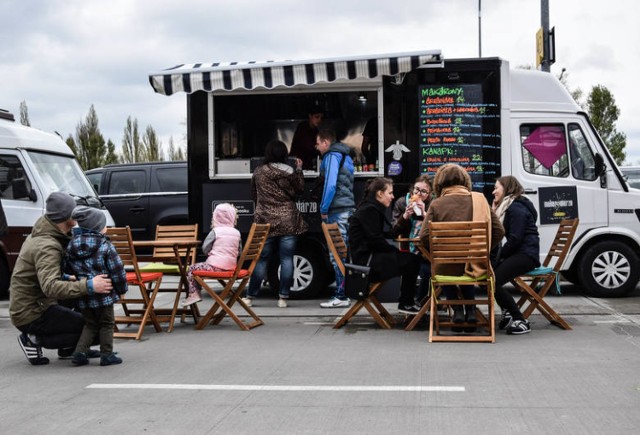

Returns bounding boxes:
[213,203,237,228]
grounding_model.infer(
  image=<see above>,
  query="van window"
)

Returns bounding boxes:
[108,170,145,194]
[0,154,32,200]
[155,167,187,192]
[520,124,569,177]
[568,123,597,181]
[86,171,102,193]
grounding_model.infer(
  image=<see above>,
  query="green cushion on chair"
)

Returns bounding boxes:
[434,274,487,282]
[139,262,181,273]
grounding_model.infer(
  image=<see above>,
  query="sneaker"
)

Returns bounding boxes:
[87,349,101,359]
[182,293,202,307]
[71,351,89,366]
[241,297,253,307]
[17,333,49,366]
[277,298,288,308]
[498,311,513,330]
[506,319,531,335]
[320,297,351,308]
[398,304,420,315]
[100,352,123,366]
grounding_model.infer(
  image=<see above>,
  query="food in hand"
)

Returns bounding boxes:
[410,194,423,216]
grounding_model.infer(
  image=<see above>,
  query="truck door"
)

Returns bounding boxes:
[101,168,150,239]
[510,117,607,261]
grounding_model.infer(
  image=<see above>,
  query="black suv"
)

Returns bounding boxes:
[86,161,188,241]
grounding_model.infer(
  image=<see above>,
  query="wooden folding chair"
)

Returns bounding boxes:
[106,226,163,340]
[322,222,395,329]
[398,238,433,331]
[428,220,495,343]
[139,224,200,331]
[512,218,579,330]
[193,223,270,331]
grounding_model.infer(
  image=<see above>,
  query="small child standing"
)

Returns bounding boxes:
[62,206,128,366]
[182,203,241,306]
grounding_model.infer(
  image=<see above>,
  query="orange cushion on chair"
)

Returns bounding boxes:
[193,269,249,279]
[126,271,163,284]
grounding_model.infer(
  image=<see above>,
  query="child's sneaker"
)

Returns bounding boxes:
[71,351,89,366]
[100,352,123,366]
[506,319,531,335]
[182,293,202,307]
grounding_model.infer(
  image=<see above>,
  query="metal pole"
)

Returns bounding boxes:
[478,0,482,57]
[541,0,550,72]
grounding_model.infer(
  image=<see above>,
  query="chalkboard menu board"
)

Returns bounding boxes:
[419,84,500,191]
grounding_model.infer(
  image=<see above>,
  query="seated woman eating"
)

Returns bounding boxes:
[348,177,421,314]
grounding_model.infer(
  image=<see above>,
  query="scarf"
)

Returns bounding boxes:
[494,195,516,224]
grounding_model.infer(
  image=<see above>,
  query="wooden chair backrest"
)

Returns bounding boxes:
[428,220,490,273]
[153,224,199,263]
[542,218,579,272]
[237,223,270,274]
[321,222,346,275]
[106,226,140,278]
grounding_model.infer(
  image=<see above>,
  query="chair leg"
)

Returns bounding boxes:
[334,301,365,328]
[405,296,431,331]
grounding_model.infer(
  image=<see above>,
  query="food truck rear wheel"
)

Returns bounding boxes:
[579,240,639,298]
[268,245,325,299]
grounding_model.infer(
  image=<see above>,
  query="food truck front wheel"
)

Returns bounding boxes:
[268,244,328,299]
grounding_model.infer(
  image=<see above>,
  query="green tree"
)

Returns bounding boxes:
[68,105,108,170]
[587,85,627,165]
[105,139,119,165]
[167,136,185,160]
[142,125,163,162]
[19,100,30,126]
[121,116,142,163]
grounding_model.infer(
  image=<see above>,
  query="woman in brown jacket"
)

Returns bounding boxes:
[244,140,308,307]
[419,164,504,329]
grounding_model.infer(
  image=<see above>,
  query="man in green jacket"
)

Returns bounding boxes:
[10,192,113,365]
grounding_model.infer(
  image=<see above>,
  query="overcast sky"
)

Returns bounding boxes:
[2,0,640,164]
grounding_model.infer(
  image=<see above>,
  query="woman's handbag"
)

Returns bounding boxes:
[344,254,372,300]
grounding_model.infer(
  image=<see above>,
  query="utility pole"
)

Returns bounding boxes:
[541,0,550,72]
[478,0,482,57]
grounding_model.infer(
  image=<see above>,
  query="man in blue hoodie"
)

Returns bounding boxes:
[315,128,355,308]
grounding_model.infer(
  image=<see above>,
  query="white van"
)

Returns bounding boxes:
[0,109,114,298]
[149,52,640,298]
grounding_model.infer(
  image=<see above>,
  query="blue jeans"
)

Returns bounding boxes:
[247,235,297,299]
[326,210,353,299]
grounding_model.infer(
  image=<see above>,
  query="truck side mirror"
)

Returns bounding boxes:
[11,178,36,201]
[594,154,607,188]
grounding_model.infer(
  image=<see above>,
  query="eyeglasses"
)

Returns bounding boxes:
[413,187,430,195]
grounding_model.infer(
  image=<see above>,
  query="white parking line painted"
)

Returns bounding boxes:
[86,384,465,392]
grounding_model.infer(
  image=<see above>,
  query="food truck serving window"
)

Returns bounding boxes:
[210,90,379,177]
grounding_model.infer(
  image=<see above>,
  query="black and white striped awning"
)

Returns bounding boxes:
[149,50,442,96]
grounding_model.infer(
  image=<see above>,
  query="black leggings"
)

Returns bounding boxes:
[493,253,538,321]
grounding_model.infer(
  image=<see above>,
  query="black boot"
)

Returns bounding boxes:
[451,306,464,332]
[464,305,478,333]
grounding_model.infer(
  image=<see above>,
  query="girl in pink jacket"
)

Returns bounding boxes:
[182,203,241,306]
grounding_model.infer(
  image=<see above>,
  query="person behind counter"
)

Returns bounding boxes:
[243,140,308,308]
[290,105,324,170]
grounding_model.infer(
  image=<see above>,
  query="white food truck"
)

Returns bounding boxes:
[149,50,640,298]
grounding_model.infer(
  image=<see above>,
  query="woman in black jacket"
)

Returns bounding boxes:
[492,175,541,335]
[348,177,420,314]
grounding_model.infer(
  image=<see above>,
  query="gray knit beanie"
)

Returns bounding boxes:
[45,192,77,223]
[72,206,107,232]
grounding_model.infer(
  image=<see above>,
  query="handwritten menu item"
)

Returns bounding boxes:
[418,84,500,191]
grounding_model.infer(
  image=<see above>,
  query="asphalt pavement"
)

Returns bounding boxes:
[1,278,639,435]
